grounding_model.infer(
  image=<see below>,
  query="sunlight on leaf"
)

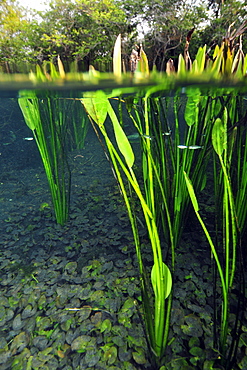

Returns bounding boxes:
[113,34,122,78]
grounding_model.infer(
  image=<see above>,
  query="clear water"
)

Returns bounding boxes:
[0,84,246,369]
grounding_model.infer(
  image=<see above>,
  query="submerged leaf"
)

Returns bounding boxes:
[132,347,146,364]
[103,345,117,364]
[81,90,108,126]
[184,171,199,212]
[184,88,201,126]
[18,93,41,131]
[100,319,112,333]
[107,101,135,168]
[151,262,172,299]
[212,117,225,155]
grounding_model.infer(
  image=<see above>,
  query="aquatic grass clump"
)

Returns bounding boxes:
[81,89,172,367]
[81,31,247,368]
[184,106,246,368]
[18,91,71,225]
[67,98,89,151]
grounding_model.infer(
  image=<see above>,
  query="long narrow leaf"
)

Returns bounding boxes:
[113,34,122,77]
[107,101,135,168]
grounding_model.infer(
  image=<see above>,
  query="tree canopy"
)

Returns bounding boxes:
[0,0,247,72]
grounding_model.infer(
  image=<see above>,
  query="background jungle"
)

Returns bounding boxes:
[1,0,247,72]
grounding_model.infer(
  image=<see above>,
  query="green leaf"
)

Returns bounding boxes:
[212,117,225,155]
[100,319,112,333]
[177,54,186,77]
[35,65,47,82]
[18,93,41,131]
[210,50,223,78]
[189,346,205,358]
[195,45,206,73]
[137,47,149,75]
[243,54,247,77]
[151,262,172,300]
[81,90,108,126]
[103,345,117,364]
[183,171,199,212]
[184,88,201,126]
[192,59,198,74]
[132,347,146,365]
[107,101,135,168]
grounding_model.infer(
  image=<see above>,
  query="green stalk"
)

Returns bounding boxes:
[184,171,228,351]
[101,125,164,357]
[18,93,70,225]
[82,91,172,365]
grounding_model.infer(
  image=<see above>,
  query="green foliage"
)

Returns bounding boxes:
[0,0,30,69]
[0,0,247,71]
[81,81,175,367]
[18,91,72,225]
[1,30,247,370]
[184,106,244,368]
[212,117,226,155]
[0,0,130,69]
[33,0,128,67]
[151,262,172,300]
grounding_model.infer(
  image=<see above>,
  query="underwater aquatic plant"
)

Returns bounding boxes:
[184,107,245,369]
[67,98,89,151]
[81,88,172,366]
[80,31,247,368]
[18,91,71,225]
[10,25,247,367]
